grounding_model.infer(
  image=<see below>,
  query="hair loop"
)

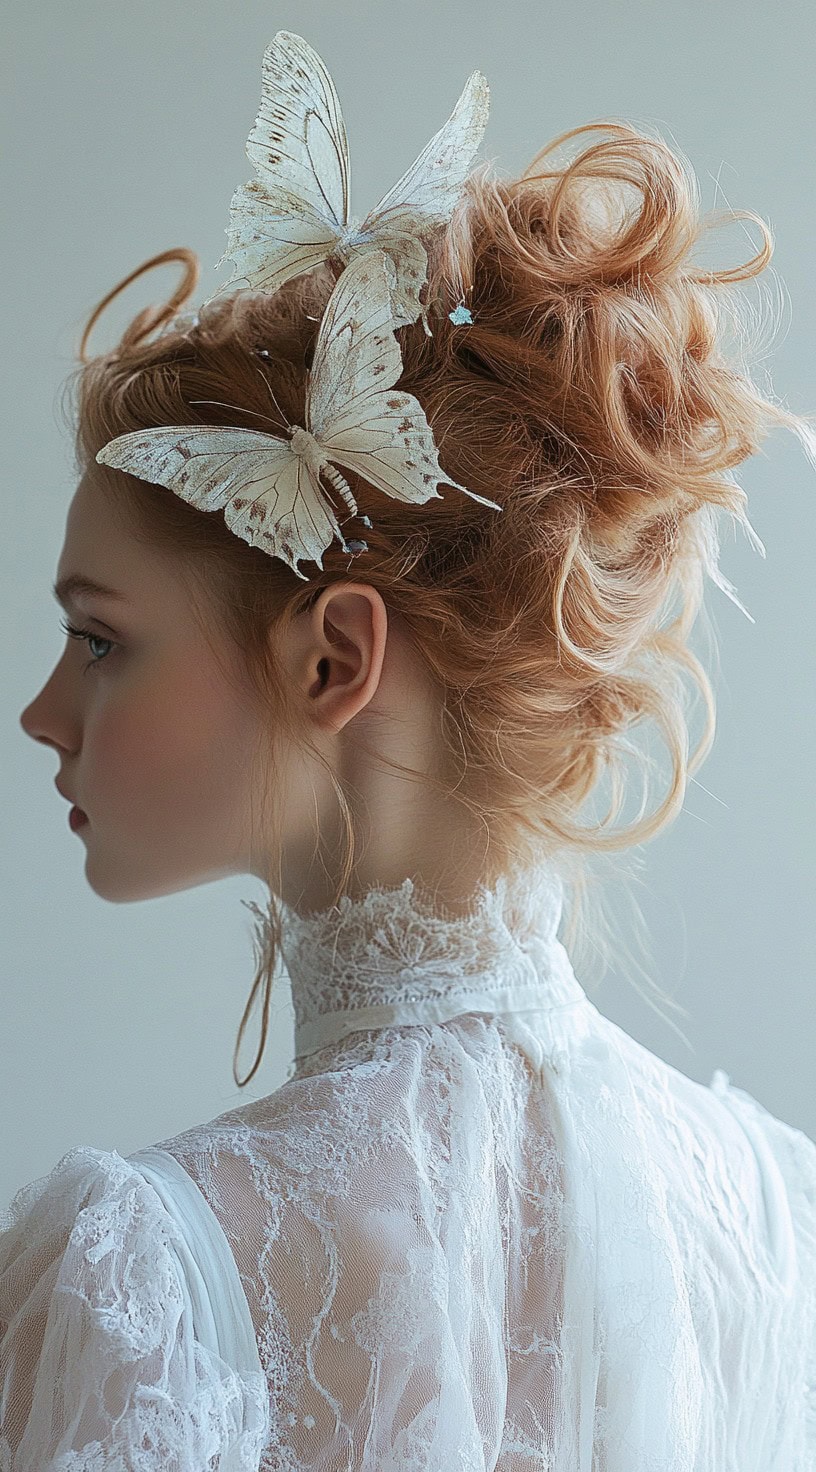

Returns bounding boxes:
[78,247,200,364]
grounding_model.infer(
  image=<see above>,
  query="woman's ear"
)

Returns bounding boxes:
[294,583,389,735]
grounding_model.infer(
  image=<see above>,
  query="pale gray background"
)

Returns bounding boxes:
[2,0,814,1210]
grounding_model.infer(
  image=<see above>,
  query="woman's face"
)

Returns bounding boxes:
[19,471,271,902]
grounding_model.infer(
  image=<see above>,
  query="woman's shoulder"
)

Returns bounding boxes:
[705,1068,816,1246]
[0,1142,269,1470]
[635,1031,816,1287]
[149,1043,397,1188]
[0,1143,149,1275]
[597,1006,816,1200]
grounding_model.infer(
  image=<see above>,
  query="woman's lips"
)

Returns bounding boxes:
[68,806,88,831]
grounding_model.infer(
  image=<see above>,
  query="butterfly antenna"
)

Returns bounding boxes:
[251,363,293,431]
[188,397,288,433]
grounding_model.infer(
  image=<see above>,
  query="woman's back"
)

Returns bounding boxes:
[146,862,816,1468]
[2,860,814,1468]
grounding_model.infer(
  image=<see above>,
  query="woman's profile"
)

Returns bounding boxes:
[2,27,814,1471]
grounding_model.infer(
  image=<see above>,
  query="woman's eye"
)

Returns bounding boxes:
[59,616,117,674]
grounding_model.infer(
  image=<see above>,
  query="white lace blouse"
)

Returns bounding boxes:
[1,859,814,1469]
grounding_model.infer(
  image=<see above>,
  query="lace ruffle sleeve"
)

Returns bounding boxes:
[0,1144,269,1471]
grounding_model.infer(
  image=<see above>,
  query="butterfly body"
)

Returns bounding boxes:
[288,426,360,519]
[288,424,327,471]
[334,218,369,253]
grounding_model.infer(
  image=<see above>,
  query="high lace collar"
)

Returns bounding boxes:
[276,858,587,1061]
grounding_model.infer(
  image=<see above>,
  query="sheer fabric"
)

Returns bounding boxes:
[1,858,814,1469]
[0,1144,268,1470]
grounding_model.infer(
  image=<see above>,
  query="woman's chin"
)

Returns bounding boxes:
[80,853,171,904]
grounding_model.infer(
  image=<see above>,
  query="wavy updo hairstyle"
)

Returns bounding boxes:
[68,122,812,1087]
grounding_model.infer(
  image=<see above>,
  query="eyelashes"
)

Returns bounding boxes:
[59,616,117,674]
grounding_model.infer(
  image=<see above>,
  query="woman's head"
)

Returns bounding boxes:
[23,466,475,913]
[20,121,812,1085]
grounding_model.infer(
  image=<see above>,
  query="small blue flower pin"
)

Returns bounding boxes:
[448,303,473,326]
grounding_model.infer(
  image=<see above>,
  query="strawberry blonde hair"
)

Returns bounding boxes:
[66,122,813,1087]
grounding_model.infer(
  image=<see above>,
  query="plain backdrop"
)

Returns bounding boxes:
[1,0,814,1210]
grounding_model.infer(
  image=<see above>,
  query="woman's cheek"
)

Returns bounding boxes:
[94,663,243,815]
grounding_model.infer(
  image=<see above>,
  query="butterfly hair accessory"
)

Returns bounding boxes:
[95,33,501,581]
[207,30,490,339]
[96,250,502,582]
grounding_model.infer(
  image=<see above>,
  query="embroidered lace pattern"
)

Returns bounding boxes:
[2,857,814,1469]
[273,858,587,1062]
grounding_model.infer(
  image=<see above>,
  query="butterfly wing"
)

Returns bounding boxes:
[355,70,490,329]
[307,250,404,439]
[308,250,502,511]
[212,192,341,301]
[95,425,348,581]
[214,30,350,295]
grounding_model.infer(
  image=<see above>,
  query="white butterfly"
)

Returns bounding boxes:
[210,30,489,335]
[95,249,502,583]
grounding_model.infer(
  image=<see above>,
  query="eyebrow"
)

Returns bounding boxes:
[52,575,127,607]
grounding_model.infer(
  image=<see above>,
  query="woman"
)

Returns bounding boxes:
[4,30,815,1470]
